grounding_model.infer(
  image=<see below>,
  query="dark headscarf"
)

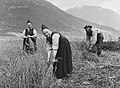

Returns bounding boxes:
[41,24,49,31]
[84,25,92,29]
[27,20,32,24]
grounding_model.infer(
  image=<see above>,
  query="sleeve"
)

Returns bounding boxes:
[91,30,97,45]
[52,34,60,50]
[33,29,37,37]
[23,29,26,38]
[84,29,87,41]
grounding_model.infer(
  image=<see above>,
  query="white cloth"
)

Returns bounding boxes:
[23,29,26,37]
[91,29,100,45]
[33,29,37,37]
[46,33,60,61]
[52,34,60,49]
[46,33,60,50]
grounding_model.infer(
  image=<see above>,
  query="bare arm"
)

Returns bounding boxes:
[46,41,52,62]
[23,29,27,38]
[33,29,37,37]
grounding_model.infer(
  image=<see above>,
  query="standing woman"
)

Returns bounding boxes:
[41,24,73,82]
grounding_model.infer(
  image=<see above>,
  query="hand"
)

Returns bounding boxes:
[29,36,36,38]
[30,36,34,38]
[52,59,58,62]
[47,59,50,63]
[47,60,50,66]
[27,35,32,37]
[23,36,27,38]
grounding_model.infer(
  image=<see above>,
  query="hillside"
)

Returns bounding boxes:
[66,5,120,31]
[0,0,119,40]
[0,0,87,33]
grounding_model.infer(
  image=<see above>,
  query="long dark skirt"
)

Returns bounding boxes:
[91,39,103,56]
[53,36,73,79]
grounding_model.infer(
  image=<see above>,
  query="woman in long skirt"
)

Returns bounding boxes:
[41,24,73,83]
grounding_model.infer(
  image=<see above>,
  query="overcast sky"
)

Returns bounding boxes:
[47,0,120,15]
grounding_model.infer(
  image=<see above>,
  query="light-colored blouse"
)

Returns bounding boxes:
[46,33,60,51]
[91,29,100,45]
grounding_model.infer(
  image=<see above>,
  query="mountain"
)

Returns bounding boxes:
[66,5,120,31]
[0,0,87,33]
[0,0,119,40]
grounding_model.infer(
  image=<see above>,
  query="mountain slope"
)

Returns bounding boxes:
[0,0,119,40]
[0,0,88,32]
[66,5,120,31]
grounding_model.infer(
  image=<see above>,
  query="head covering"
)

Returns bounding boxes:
[27,20,32,24]
[84,25,92,29]
[95,29,101,33]
[41,24,49,31]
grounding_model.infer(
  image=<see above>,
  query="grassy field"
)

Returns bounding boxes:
[0,37,120,88]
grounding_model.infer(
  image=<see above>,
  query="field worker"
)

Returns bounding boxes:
[23,20,37,53]
[84,25,93,50]
[91,29,104,57]
[84,25,104,56]
[41,24,73,83]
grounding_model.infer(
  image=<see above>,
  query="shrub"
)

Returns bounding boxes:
[102,41,120,51]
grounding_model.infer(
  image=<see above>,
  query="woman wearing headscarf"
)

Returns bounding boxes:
[23,20,37,53]
[41,24,73,83]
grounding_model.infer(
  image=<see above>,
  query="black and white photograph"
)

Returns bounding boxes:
[0,0,120,88]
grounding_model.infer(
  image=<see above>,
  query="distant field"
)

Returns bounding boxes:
[0,31,84,42]
[1,29,118,41]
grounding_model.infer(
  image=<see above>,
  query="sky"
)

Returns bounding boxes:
[46,0,120,15]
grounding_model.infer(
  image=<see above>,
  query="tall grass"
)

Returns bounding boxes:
[0,38,50,88]
[0,38,120,88]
